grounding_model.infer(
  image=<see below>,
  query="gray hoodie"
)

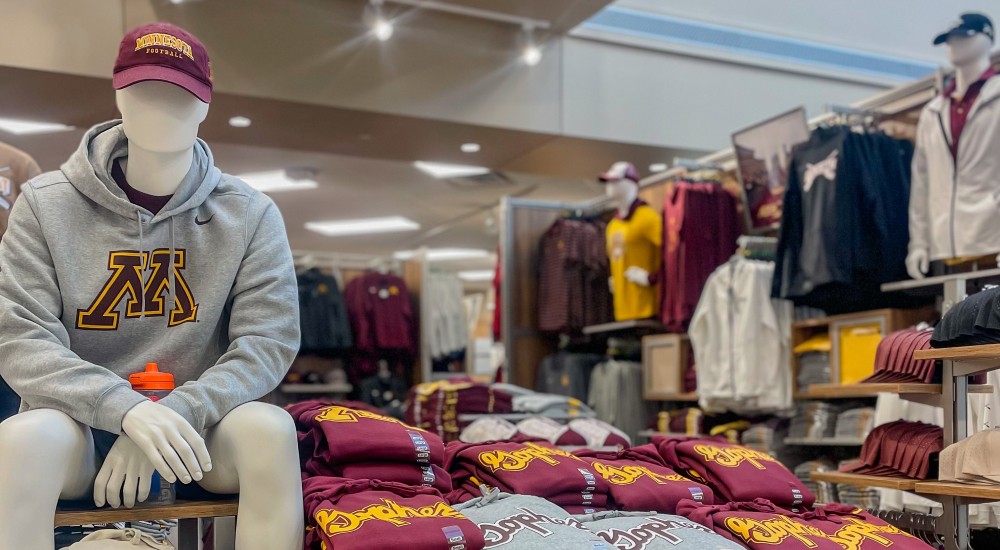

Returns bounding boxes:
[574,511,745,550]
[0,120,299,434]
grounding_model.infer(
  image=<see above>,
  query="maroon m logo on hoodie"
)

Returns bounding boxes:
[76,249,198,330]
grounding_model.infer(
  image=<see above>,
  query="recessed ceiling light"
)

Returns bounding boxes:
[649,163,668,173]
[0,117,74,135]
[306,216,420,237]
[228,116,252,128]
[394,248,492,262]
[414,161,490,179]
[373,19,394,41]
[458,270,495,282]
[461,143,481,154]
[238,170,318,193]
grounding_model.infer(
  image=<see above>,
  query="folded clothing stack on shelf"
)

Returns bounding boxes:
[678,500,930,549]
[789,402,842,439]
[741,419,787,454]
[302,478,486,550]
[839,420,942,479]
[932,286,1000,348]
[939,429,1000,485]
[861,326,937,384]
[795,459,839,505]
[835,481,881,510]
[835,407,876,440]
[654,408,705,436]
[653,436,815,509]
[405,380,515,442]
[795,335,832,392]
[288,401,453,493]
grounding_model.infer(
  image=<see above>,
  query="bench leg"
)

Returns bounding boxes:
[177,518,200,550]
[214,516,237,550]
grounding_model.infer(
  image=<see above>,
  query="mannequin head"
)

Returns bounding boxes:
[947,34,993,67]
[605,178,637,205]
[116,81,209,153]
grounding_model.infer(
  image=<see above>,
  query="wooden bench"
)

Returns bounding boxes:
[56,500,239,550]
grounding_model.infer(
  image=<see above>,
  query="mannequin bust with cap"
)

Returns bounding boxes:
[600,162,662,321]
[0,23,302,549]
[907,12,1000,279]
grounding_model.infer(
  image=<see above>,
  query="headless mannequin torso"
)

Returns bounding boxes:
[906,33,999,279]
[0,81,303,550]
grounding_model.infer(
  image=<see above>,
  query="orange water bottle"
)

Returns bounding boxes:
[129,362,177,505]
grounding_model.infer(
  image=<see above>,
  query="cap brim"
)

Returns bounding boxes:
[934,28,978,46]
[113,65,212,103]
[598,173,638,184]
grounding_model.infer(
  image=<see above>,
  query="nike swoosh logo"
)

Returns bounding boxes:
[195,215,214,226]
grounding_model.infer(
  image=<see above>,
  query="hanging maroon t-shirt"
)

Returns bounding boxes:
[678,499,933,550]
[303,477,485,550]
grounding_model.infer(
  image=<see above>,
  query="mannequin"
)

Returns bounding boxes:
[600,162,662,321]
[907,13,1000,279]
[0,23,302,550]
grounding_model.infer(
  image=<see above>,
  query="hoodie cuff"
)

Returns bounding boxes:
[94,384,148,435]
[159,392,204,433]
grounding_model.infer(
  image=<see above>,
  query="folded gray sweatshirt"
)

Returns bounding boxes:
[453,490,613,549]
[574,511,745,550]
[0,120,300,433]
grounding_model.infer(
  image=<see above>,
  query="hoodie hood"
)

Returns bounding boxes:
[61,120,222,222]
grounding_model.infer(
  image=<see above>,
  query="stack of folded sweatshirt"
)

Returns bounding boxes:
[287,401,452,493]
[653,436,815,509]
[302,477,485,550]
[406,381,515,442]
[445,440,611,514]
[679,499,933,550]
[573,445,714,514]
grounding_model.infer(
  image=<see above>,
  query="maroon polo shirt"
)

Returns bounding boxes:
[946,67,997,160]
[112,159,172,214]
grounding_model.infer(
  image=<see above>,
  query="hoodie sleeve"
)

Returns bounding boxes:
[908,112,931,257]
[0,185,148,433]
[158,194,300,432]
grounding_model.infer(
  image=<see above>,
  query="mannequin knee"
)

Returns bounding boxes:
[221,402,297,449]
[0,409,82,459]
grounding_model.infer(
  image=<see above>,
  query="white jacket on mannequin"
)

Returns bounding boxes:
[910,77,1000,261]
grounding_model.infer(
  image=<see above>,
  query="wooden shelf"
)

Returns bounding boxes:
[646,392,698,402]
[55,500,239,527]
[915,481,1000,501]
[784,437,865,447]
[457,412,596,422]
[582,319,663,335]
[914,344,1000,362]
[638,430,703,439]
[810,471,918,491]
[280,383,353,394]
[803,383,993,399]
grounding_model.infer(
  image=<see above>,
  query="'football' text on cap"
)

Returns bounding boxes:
[113,22,213,103]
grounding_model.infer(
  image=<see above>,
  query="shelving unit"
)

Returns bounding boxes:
[638,430,702,440]
[915,481,1000,502]
[280,383,353,394]
[457,412,596,422]
[582,319,663,336]
[810,471,918,491]
[784,437,864,447]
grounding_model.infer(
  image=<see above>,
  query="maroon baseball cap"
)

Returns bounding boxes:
[113,22,213,103]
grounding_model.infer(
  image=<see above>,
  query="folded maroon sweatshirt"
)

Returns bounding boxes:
[302,477,485,550]
[581,455,714,513]
[337,462,453,494]
[446,440,610,502]
[678,499,932,550]
[292,402,445,469]
[654,436,814,508]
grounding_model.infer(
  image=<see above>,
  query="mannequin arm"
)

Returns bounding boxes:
[157,197,300,432]
[0,187,148,433]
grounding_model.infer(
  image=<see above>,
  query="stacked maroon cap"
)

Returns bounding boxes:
[653,436,815,509]
[573,444,715,514]
[839,420,942,479]
[303,478,486,550]
[405,381,515,443]
[445,440,611,514]
[861,327,937,384]
[287,401,452,493]
[678,499,934,550]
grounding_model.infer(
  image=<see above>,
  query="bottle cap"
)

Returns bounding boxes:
[129,362,175,391]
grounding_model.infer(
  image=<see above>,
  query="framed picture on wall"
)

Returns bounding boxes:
[732,107,810,232]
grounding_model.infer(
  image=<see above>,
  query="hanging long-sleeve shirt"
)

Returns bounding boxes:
[297,268,352,352]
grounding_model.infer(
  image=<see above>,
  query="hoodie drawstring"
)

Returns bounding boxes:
[137,211,146,319]
[168,217,176,315]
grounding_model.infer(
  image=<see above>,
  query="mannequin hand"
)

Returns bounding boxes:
[122,400,212,485]
[905,249,929,280]
[624,266,651,286]
[94,436,155,509]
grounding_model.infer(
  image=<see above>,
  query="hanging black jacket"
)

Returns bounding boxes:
[297,268,353,352]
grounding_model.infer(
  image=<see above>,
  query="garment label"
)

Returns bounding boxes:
[688,487,705,502]
[408,431,432,464]
[421,465,436,487]
[441,525,467,550]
